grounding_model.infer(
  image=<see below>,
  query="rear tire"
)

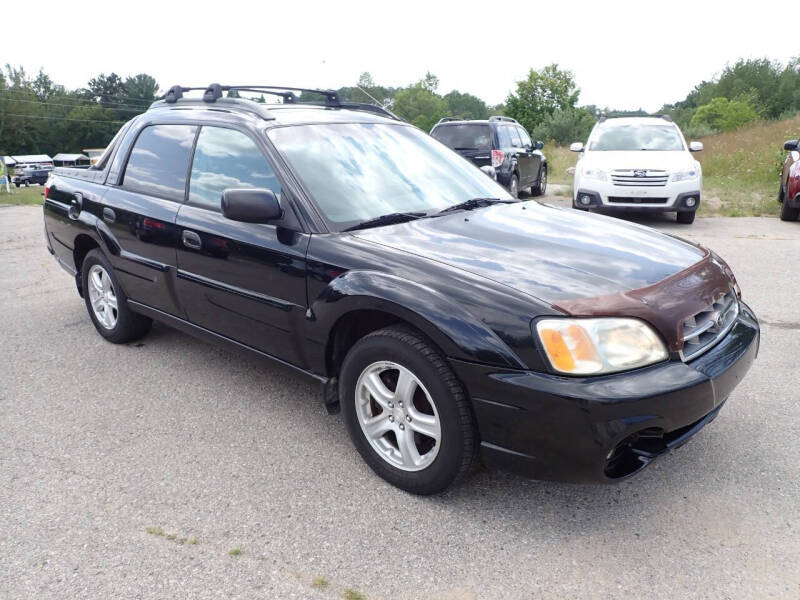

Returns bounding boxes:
[508,174,519,199]
[532,165,547,196]
[339,325,475,495]
[81,249,152,343]
[780,197,800,221]
[676,211,696,224]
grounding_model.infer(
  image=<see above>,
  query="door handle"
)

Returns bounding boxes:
[182,230,202,250]
[102,207,116,223]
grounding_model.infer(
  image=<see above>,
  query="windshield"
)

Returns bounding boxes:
[589,124,684,151]
[268,123,512,229]
[431,124,492,151]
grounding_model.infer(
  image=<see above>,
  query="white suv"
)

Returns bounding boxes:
[570,116,703,224]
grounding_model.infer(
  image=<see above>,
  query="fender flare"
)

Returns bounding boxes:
[310,270,526,369]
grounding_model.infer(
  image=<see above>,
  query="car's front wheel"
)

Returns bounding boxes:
[508,174,519,199]
[340,326,475,494]
[780,196,800,221]
[677,210,696,224]
[532,165,547,196]
[82,249,152,343]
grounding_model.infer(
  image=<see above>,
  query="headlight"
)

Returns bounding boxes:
[671,167,699,181]
[535,318,668,375]
[581,166,607,182]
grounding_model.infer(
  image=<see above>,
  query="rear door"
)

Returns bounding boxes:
[102,123,198,317]
[174,125,310,365]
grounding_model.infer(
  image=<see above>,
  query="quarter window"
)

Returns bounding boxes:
[188,126,281,210]
[506,125,523,148]
[122,124,198,201]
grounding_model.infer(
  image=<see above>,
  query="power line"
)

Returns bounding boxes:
[0,89,153,108]
[0,96,147,113]
[0,112,124,124]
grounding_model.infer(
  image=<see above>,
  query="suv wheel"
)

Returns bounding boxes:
[780,197,800,221]
[82,249,152,343]
[532,165,547,196]
[676,211,696,224]
[508,174,519,199]
[340,325,475,494]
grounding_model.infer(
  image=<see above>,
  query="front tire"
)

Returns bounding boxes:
[81,249,152,343]
[340,326,475,495]
[780,197,800,221]
[677,210,696,224]
[508,174,519,199]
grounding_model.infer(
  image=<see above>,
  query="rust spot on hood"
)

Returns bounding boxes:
[552,250,734,352]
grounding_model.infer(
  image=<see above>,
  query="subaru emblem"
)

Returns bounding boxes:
[633,169,647,177]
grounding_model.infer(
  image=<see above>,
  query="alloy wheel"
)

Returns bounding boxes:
[354,361,441,471]
[87,264,119,329]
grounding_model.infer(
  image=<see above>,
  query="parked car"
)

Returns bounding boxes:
[43,85,759,494]
[571,116,703,224]
[14,165,52,187]
[779,138,800,221]
[430,116,547,198]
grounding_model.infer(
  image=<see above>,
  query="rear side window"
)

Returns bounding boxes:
[188,126,281,211]
[496,126,511,148]
[431,124,491,151]
[122,124,198,201]
[506,125,523,148]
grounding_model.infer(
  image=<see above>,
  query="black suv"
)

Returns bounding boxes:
[43,84,758,494]
[430,116,547,198]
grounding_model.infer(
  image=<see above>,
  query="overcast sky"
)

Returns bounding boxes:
[4,0,797,111]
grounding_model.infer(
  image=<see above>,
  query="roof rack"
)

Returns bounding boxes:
[153,83,401,121]
[433,117,462,126]
[597,113,672,122]
[488,116,519,124]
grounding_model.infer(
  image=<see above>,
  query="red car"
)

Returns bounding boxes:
[779,139,800,221]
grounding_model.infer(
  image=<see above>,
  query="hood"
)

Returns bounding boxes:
[352,202,706,305]
[580,150,695,172]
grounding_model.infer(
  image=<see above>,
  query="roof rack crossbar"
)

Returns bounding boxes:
[488,116,518,123]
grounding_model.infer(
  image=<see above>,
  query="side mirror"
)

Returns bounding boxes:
[221,188,282,223]
[784,139,799,151]
[689,141,704,152]
[569,142,584,152]
[535,140,544,150]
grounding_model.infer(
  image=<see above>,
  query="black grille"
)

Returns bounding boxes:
[607,197,668,204]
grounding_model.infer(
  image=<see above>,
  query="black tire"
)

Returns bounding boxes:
[508,173,519,199]
[676,210,696,224]
[532,165,547,196]
[780,197,800,221]
[339,325,476,495]
[81,249,152,343]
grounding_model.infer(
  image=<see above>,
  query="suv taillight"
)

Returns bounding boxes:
[491,149,505,168]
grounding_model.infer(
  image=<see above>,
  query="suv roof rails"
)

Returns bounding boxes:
[433,117,462,126]
[597,113,673,123]
[488,116,519,124]
[154,84,401,122]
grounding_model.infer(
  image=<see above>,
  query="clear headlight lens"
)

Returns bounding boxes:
[535,318,668,376]
[582,166,607,182]
[671,167,699,181]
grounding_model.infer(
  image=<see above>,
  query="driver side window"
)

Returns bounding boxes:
[188,126,281,211]
[518,127,532,148]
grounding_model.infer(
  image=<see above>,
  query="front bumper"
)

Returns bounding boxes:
[575,179,701,212]
[451,303,759,483]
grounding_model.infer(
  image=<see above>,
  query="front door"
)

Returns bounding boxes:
[174,125,310,366]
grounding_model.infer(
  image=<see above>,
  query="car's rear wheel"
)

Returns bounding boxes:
[532,165,547,196]
[340,326,475,494]
[508,174,519,199]
[676,210,696,224]
[780,196,800,221]
[82,249,152,343]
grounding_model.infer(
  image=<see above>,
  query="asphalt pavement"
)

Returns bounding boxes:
[1,203,799,599]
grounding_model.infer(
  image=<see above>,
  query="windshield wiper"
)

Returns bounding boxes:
[344,211,427,232]
[436,197,511,215]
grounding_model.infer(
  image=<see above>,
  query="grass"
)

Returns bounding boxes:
[343,589,366,600]
[145,526,165,537]
[228,547,243,557]
[311,576,330,589]
[0,184,45,205]
[541,114,800,216]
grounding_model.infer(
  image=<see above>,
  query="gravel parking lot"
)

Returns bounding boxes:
[2,203,799,599]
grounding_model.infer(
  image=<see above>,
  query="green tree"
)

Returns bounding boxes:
[690,97,758,132]
[505,64,579,132]
[86,73,126,108]
[443,90,488,120]
[530,107,596,145]
[392,84,449,131]
[124,74,159,105]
